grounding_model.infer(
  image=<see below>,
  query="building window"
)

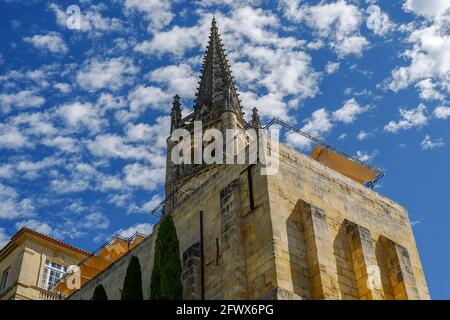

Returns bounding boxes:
[41,260,67,290]
[0,267,10,292]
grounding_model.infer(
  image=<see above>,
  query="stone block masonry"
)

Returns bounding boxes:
[68,141,429,300]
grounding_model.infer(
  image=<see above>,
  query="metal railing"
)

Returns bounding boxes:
[264,117,385,188]
[48,232,147,296]
[150,117,385,217]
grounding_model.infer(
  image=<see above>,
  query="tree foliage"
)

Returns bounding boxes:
[150,215,183,300]
[121,256,143,300]
[92,284,108,300]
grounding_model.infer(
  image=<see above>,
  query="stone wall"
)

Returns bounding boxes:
[267,143,430,299]
[68,140,429,300]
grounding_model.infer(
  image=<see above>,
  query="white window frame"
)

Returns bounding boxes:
[41,259,67,290]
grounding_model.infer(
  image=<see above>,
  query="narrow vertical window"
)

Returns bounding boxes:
[0,267,10,292]
[215,238,220,265]
[247,165,255,210]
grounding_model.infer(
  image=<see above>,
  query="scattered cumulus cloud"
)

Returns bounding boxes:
[366,5,395,36]
[325,62,340,74]
[356,150,378,162]
[0,228,10,250]
[16,219,53,235]
[116,223,153,238]
[357,130,368,140]
[332,98,370,124]
[24,32,68,54]
[384,104,428,133]
[421,135,446,150]
[0,183,34,220]
[433,106,450,119]
[0,89,45,114]
[76,57,139,92]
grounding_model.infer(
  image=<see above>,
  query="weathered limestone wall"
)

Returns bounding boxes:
[68,161,275,300]
[171,161,275,300]
[68,140,429,300]
[267,143,430,299]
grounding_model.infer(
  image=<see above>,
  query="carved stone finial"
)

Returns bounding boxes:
[251,107,261,128]
[170,94,182,133]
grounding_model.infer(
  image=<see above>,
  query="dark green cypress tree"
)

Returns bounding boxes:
[92,284,108,300]
[121,256,143,300]
[150,215,183,300]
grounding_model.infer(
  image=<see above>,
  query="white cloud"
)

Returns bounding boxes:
[0,165,14,179]
[433,106,450,119]
[415,79,445,101]
[286,108,333,149]
[24,32,68,54]
[357,130,368,140]
[16,219,53,235]
[56,102,104,133]
[281,0,369,57]
[421,135,446,150]
[134,19,210,56]
[76,57,139,92]
[123,163,165,191]
[388,20,450,97]
[128,85,171,113]
[384,104,428,133]
[10,112,56,137]
[366,5,395,36]
[0,125,31,150]
[325,62,340,74]
[332,98,369,124]
[50,3,124,35]
[239,91,289,120]
[83,212,110,230]
[0,228,10,249]
[88,134,156,164]
[53,83,71,94]
[0,183,34,220]
[286,98,370,149]
[248,47,319,98]
[42,136,79,153]
[116,222,153,238]
[0,89,45,113]
[16,157,61,180]
[126,116,170,150]
[338,133,347,140]
[126,194,163,214]
[403,0,450,20]
[124,0,173,32]
[356,150,378,162]
[148,64,197,98]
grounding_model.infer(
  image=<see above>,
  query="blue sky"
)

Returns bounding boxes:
[0,0,449,298]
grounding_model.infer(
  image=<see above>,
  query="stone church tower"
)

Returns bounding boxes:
[164,17,247,215]
[68,19,430,300]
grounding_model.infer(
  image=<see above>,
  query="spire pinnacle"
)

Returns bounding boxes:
[194,18,243,123]
[170,94,182,133]
[251,107,261,128]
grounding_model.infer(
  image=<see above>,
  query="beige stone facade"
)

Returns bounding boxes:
[68,139,429,300]
[0,228,88,300]
[67,18,429,300]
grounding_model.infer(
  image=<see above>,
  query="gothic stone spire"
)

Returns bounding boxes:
[194,17,243,122]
